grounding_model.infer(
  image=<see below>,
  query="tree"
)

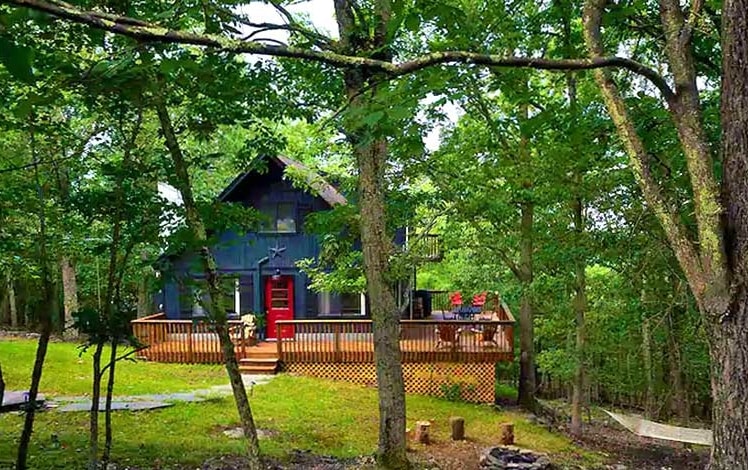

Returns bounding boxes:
[7,0,748,466]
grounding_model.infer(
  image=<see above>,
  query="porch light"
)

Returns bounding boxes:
[271,269,282,281]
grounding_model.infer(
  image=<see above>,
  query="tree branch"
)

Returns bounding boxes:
[584,0,706,300]
[4,0,673,99]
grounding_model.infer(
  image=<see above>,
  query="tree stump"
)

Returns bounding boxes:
[414,421,431,444]
[499,422,514,445]
[450,416,465,440]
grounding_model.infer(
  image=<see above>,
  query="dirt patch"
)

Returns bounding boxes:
[573,421,709,469]
[410,438,484,469]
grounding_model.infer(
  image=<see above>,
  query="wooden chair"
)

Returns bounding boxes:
[230,313,257,346]
[435,324,462,349]
[472,324,499,347]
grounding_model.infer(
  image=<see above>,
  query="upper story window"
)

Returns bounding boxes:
[259,202,297,233]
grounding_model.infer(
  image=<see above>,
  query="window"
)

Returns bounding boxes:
[341,293,362,315]
[259,203,297,233]
[317,291,364,316]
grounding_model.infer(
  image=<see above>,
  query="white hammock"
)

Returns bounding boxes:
[603,410,713,446]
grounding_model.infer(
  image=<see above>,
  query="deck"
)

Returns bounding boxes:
[131,312,515,403]
[132,314,514,365]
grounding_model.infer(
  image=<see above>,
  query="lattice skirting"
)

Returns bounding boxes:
[282,362,495,403]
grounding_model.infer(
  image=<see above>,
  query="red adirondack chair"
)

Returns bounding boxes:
[472,291,487,308]
[445,291,463,319]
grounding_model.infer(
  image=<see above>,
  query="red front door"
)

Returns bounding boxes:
[265,276,294,339]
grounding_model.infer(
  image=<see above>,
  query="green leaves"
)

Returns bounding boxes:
[0,37,34,83]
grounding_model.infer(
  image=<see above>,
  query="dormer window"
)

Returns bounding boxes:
[259,202,297,233]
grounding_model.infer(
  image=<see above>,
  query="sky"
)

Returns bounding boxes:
[235,0,460,151]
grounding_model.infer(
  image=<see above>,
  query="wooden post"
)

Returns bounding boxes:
[450,417,465,440]
[187,322,194,364]
[414,421,431,444]
[499,422,514,445]
[240,323,246,360]
[334,323,341,362]
[276,323,283,360]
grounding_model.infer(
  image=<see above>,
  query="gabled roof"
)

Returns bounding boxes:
[217,155,347,207]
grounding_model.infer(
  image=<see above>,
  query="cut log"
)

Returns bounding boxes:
[499,422,514,445]
[450,416,465,440]
[414,421,431,444]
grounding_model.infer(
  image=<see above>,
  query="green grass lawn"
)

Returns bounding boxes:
[1,339,228,396]
[0,339,604,469]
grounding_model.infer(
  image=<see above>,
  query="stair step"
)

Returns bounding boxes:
[241,352,279,359]
[239,363,278,375]
[240,357,279,364]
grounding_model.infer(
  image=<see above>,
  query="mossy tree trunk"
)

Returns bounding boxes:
[584,0,748,466]
[153,88,261,469]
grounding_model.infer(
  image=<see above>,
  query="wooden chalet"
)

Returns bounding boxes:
[133,155,515,403]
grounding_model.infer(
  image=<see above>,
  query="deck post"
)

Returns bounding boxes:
[276,323,283,360]
[187,322,194,364]
[334,323,341,362]
[240,323,246,360]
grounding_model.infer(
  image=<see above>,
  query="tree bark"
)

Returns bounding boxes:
[16,119,55,470]
[0,362,5,405]
[570,194,587,435]
[7,272,17,328]
[154,90,261,469]
[666,308,689,422]
[357,136,408,468]
[137,251,151,317]
[333,0,409,467]
[88,342,104,470]
[709,0,748,466]
[516,97,536,412]
[60,256,78,338]
[642,317,655,418]
[102,340,117,466]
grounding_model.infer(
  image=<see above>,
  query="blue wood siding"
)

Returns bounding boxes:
[161,158,330,320]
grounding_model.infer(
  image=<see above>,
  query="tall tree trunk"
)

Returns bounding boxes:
[666,309,689,422]
[709,0,748,466]
[137,251,151,317]
[516,97,536,412]
[88,342,104,470]
[0,362,5,405]
[357,138,408,468]
[154,91,261,469]
[8,272,17,328]
[102,339,117,465]
[570,195,587,435]
[642,316,655,417]
[333,1,408,466]
[16,119,55,470]
[60,256,78,338]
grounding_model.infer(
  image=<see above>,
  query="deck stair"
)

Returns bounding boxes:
[239,353,279,375]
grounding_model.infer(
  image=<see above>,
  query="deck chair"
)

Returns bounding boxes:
[472,292,487,311]
[230,313,257,345]
[446,292,463,320]
[471,324,499,347]
[435,324,462,349]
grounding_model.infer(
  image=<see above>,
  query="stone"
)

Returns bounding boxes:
[450,416,465,440]
[57,401,173,412]
[480,446,553,470]
[222,427,274,439]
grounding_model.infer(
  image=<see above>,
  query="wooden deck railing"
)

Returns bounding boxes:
[276,319,514,364]
[131,315,514,365]
[131,314,247,363]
